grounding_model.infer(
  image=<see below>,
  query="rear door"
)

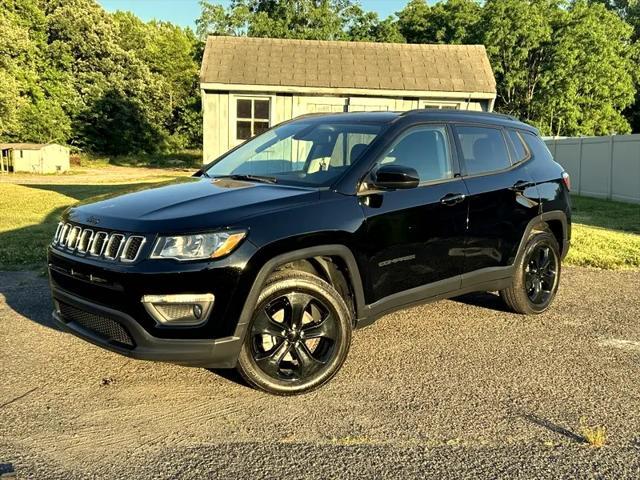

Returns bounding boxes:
[453,124,540,280]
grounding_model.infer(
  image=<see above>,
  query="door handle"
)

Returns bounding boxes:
[510,180,535,192]
[440,193,466,206]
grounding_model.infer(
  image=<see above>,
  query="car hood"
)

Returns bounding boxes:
[65,177,320,233]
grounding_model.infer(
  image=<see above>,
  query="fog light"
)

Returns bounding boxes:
[141,294,215,327]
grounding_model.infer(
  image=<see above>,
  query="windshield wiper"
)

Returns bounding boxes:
[211,174,278,184]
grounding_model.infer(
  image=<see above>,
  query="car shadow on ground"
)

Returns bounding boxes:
[0,271,58,331]
[0,270,250,388]
[451,291,513,313]
[208,368,248,387]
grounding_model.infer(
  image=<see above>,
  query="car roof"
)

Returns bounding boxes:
[294,109,538,133]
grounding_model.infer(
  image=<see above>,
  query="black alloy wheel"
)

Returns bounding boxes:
[237,270,352,395]
[500,231,562,314]
[250,292,338,381]
[524,243,559,306]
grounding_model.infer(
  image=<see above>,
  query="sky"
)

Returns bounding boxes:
[97,0,409,29]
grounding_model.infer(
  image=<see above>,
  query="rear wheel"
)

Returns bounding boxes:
[237,270,352,395]
[500,231,561,314]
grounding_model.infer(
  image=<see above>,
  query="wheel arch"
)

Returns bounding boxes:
[232,244,366,345]
[516,210,569,264]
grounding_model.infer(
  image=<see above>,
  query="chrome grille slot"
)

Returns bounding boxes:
[54,222,64,244]
[52,223,146,263]
[90,232,109,256]
[59,224,71,246]
[104,234,125,260]
[77,229,94,253]
[66,226,82,250]
[121,236,145,262]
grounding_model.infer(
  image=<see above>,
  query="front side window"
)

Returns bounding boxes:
[378,125,453,183]
[236,98,270,140]
[456,126,511,175]
[206,121,382,187]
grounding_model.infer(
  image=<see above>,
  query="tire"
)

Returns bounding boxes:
[500,231,561,315]
[237,270,352,395]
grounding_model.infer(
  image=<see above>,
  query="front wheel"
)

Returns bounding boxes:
[237,270,352,395]
[500,231,561,314]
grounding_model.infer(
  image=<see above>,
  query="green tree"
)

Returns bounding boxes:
[540,1,636,135]
[346,6,404,42]
[396,0,432,43]
[196,0,400,42]
[480,0,557,121]
[397,0,482,44]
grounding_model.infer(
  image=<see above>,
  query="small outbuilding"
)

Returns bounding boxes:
[199,36,497,162]
[0,143,70,174]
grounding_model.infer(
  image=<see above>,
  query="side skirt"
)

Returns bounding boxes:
[356,267,513,328]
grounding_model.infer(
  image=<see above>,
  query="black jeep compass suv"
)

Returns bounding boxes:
[48,110,571,395]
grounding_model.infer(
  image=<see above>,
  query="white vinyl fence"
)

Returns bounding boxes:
[545,135,640,204]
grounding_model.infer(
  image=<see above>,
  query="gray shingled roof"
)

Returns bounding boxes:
[200,36,496,94]
[0,143,47,150]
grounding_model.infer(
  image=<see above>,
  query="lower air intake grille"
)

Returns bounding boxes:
[58,302,135,348]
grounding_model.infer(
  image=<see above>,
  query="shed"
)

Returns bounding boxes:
[0,143,70,174]
[199,36,497,162]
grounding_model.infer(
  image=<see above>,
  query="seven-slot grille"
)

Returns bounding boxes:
[53,222,146,262]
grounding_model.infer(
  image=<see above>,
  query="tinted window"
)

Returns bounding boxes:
[379,126,453,182]
[507,129,529,163]
[207,121,381,187]
[456,126,511,175]
[329,131,379,167]
[521,131,554,162]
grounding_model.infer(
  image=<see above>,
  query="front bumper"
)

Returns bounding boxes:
[51,286,243,368]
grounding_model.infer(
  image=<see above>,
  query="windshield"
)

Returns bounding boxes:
[205,121,383,187]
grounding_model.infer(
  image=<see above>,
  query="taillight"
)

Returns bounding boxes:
[562,171,571,191]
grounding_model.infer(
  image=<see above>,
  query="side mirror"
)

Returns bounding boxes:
[371,165,420,190]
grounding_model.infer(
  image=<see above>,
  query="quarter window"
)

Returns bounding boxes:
[506,129,529,163]
[521,131,554,161]
[456,126,511,175]
[236,98,270,140]
[378,125,453,183]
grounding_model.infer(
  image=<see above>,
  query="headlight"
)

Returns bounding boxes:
[150,231,246,261]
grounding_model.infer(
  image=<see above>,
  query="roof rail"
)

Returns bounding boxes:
[399,109,520,122]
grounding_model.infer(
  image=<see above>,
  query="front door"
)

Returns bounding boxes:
[453,124,540,277]
[359,124,469,303]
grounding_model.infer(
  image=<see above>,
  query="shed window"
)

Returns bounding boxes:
[236,98,270,140]
[422,102,460,110]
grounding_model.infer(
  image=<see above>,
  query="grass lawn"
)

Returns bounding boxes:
[0,173,638,271]
[0,173,186,269]
[77,150,203,169]
[566,196,640,270]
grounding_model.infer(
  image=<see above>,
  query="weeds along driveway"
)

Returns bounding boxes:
[1,267,640,479]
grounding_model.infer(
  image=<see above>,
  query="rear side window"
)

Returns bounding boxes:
[506,129,529,163]
[456,126,511,175]
[521,131,554,162]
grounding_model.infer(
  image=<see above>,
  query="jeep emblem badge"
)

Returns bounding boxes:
[86,215,100,225]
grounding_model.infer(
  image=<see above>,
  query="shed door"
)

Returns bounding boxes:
[348,97,396,112]
[294,97,348,117]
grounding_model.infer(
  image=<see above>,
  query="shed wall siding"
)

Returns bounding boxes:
[6,145,70,173]
[202,90,488,163]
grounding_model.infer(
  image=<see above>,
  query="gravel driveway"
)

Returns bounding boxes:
[1,267,639,479]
